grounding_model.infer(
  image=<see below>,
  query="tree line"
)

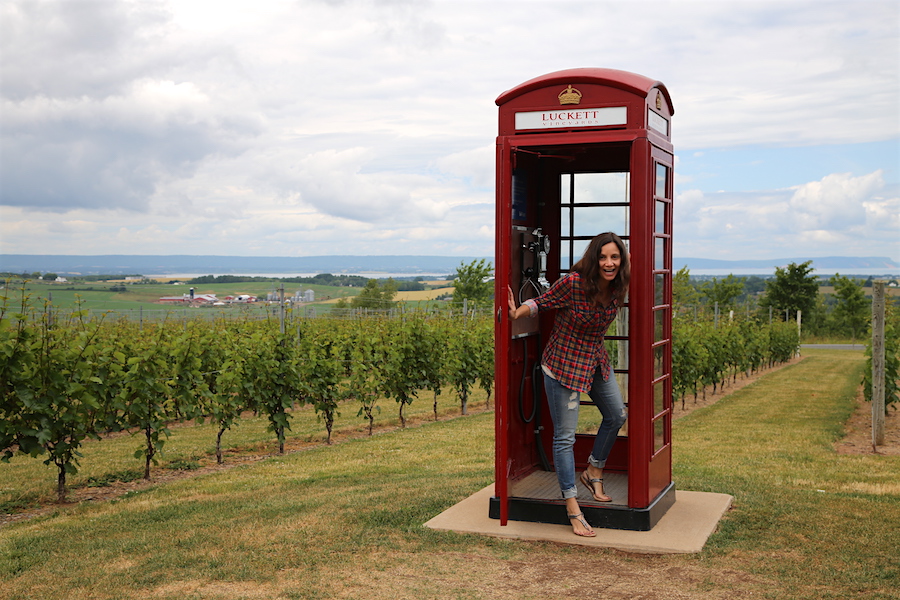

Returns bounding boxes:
[675,260,898,341]
[677,261,898,411]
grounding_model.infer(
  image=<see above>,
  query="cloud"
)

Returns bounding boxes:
[788,170,884,229]
[293,148,415,222]
[661,2,900,149]
[675,170,897,259]
[864,195,900,232]
[0,80,262,211]
[0,0,897,263]
[435,145,494,189]
[0,0,262,213]
[243,145,453,225]
[0,0,173,101]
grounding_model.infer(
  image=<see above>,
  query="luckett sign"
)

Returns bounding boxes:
[514,105,628,130]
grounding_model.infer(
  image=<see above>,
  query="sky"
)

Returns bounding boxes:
[1,0,898,264]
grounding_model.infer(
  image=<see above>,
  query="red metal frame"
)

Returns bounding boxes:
[493,69,674,526]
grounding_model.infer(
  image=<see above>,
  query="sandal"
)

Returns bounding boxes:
[580,471,612,502]
[567,512,596,537]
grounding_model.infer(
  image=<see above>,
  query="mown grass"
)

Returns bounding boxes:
[674,348,898,598]
[1,415,497,599]
[799,334,866,345]
[0,348,897,599]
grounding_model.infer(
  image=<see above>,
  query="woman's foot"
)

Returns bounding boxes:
[579,467,612,502]
[567,512,596,537]
[565,497,595,536]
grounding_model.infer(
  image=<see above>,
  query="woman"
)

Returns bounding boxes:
[507,232,630,537]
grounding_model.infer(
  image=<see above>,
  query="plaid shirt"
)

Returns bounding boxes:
[524,272,619,393]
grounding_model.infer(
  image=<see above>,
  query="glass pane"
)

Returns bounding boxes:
[559,240,573,271]
[513,169,529,220]
[605,338,628,372]
[573,172,629,204]
[616,372,629,422]
[655,163,668,198]
[653,344,666,378]
[654,380,665,416]
[654,308,666,342]
[560,206,573,236]
[655,200,666,233]
[655,237,665,270]
[573,205,628,237]
[585,373,630,435]
[561,239,593,271]
[570,239,589,266]
[617,338,629,371]
[606,316,618,337]
[616,307,629,340]
[610,309,629,370]
[654,414,667,452]
[560,173,572,201]
[577,405,600,435]
[654,273,665,305]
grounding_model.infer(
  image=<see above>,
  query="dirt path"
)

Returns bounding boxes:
[835,386,900,455]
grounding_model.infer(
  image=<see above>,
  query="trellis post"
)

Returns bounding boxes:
[871,280,885,447]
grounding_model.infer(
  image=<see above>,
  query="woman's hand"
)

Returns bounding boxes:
[507,285,517,320]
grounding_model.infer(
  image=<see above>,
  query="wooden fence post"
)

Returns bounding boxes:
[872,280,885,447]
[279,283,285,335]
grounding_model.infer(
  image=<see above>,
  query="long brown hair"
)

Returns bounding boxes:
[572,232,630,306]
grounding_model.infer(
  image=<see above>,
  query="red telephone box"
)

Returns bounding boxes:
[491,68,675,531]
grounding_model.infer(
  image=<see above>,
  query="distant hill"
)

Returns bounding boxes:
[674,256,899,270]
[0,254,896,276]
[0,254,489,276]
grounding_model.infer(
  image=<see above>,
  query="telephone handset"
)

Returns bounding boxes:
[518,227,550,303]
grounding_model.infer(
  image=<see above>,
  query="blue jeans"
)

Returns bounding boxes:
[543,367,627,499]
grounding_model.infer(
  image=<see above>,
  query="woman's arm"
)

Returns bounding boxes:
[508,273,576,320]
[507,285,531,320]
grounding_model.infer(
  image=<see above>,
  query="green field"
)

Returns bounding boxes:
[2,279,458,317]
[3,280,348,311]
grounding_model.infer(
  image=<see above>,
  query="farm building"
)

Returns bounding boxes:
[158,294,219,304]
[223,295,257,303]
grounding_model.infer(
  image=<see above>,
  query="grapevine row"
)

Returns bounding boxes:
[671,315,800,408]
[0,304,493,501]
[2,295,798,503]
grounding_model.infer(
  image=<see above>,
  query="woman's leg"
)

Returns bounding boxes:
[542,372,580,500]
[544,373,594,535]
[586,369,627,469]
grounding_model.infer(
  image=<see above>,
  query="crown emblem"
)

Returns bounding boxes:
[656,91,662,110]
[558,85,582,105]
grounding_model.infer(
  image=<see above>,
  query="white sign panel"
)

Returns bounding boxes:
[648,109,669,136]
[515,106,627,131]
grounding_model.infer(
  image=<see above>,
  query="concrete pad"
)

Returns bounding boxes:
[424,485,733,554]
